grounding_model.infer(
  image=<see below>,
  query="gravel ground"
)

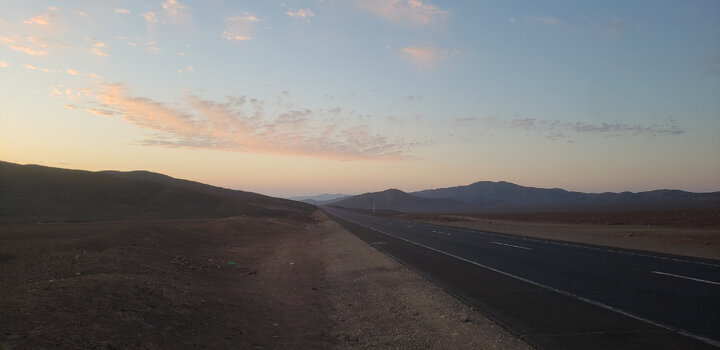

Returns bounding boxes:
[0,211,531,349]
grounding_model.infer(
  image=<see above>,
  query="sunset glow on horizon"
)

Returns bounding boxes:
[1,1,719,197]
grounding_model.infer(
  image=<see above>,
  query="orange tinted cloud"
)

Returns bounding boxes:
[0,36,49,56]
[397,45,459,69]
[90,83,413,160]
[222,12,259,41]
[22,64,53,72]
[22,13,55,25]
[357,0,448,26]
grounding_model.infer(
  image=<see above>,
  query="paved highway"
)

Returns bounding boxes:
[323,206,720,349]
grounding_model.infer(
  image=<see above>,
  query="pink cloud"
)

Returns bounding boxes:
[222,12,259,41]
[286,8,315,22]
[22,64,53,72]
[89,40,109,57]
[357,0,448,27]
[22,13,55,25]
[85,108,115,117]
[88,83,413,160]
[141,11,158,24]
[0,36,50,56]
[397,45,459,69]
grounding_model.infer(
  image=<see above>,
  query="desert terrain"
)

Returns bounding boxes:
[0,211,530,349]
[396,208,720,260]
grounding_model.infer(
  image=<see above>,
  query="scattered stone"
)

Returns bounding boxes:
[344,335,359,342]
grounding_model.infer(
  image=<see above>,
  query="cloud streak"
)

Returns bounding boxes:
[456,116,685,141]
[286,8,315,22]
[397,45,459,69]
[84,83,414,160]
[222,12,259,41]
[0,36,50,56]
[22,13,55,25]
[22,64,53,72]
[527,16,562,26]
[357,0,448,27]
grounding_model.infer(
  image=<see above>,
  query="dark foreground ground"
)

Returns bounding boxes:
[0,215,328,349]
[0,213,528,350]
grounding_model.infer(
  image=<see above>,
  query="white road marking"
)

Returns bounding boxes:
[432,230,452,236]
[387,217,720,268]
[651,271,720,286]
[329,211,720,348]
[491,241,533,250]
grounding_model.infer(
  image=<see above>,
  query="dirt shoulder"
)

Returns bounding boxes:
[0,212,530,349]
[396,213,720,261]
[315,212,531,349]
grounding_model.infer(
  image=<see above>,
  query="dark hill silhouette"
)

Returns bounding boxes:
[413,181,720,212]
[288,193,351,205]
[331,181,720,214]
[0,161,314,221]
[331,189,476,213]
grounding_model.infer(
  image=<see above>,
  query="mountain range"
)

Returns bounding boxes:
[288,193,350,205]
[330,181,720,213]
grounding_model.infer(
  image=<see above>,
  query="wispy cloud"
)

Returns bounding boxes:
[162,0,187,15]
[85,83,414,160]
[222,12,259,41]
[357,0,449,27]
[85,107,116,117]
[22,64,53,73]
[115,8,131,15]
[0,61,9,68]
[63,104,77,110]
[22,13,55,25]
[89,40,109,57]
[65,68,80,75]
[527,16,562,26]
[603,18,627,36]
[456,116,685,141]
[397,45,459,69]
[162,0,191,24]
[142,11,158,24]
[146,41,161,54]
[0,36,50,56]
[227,13,259,22]
[286,8,315,22]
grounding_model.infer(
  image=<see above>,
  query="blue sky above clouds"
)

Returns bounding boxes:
[1,0,718,196]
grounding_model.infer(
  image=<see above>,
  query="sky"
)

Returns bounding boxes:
[1,0,719,197]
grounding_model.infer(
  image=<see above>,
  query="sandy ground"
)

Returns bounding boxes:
[397,214,720,261]
[0,212,530,349]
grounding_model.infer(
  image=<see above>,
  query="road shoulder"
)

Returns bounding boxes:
[316,211,533,349]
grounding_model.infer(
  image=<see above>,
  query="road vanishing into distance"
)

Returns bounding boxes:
[323,206,720,350]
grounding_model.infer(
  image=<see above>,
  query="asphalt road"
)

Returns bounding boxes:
[322,206,720,350]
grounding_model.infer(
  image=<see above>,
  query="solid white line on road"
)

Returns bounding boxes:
[651,271,720,286]
[389,217,720,268]
[491,241,533,250]
[329,212,720,348]
[432,230,452,236]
